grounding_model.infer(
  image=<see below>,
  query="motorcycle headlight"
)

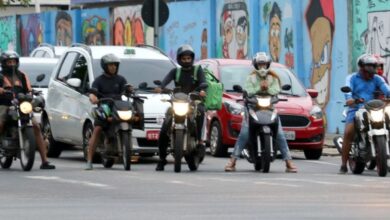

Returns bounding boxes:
[224,101,243,115]
[385,105,390,116]
[20,101,33,114]
[257,97,271,108]
[117,110,132,121]
[370,110,384,122]
[310,105,323,119]
[172,102,189,116]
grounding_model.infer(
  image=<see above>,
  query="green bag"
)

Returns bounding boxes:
[175,65,223,110]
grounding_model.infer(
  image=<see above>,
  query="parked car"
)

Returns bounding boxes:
[30,43,68,58]
[43,44,174,159]
[197,59,325,160]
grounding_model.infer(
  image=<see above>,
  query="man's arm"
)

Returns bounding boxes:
[267,76,281,96]
[245,74,259,96]
[376,76,390,97]
[160,68,175,89]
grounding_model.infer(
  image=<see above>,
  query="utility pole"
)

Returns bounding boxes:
[153,0,159,47]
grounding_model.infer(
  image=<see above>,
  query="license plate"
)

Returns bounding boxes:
[284,131,296,140]
[146,130,160,141]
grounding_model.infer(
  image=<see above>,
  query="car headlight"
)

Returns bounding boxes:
[370,110,384,122]
[117,110,132,121]
[20,101,33,114]
[224,101,243,115]
[257,97,271,108]
[172,102,189,116]
[310,105,323,119]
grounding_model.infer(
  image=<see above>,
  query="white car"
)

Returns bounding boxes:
[30,43,68,58]
[43,45,174,159]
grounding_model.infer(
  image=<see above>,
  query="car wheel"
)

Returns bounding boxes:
[42,116,65,158]
[82,122,101,163]
[209,121,228,157]
[304,149,322,160]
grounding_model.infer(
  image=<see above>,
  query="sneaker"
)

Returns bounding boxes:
[155,159,167,171]
[40,162,55,169]
[85,161,93,170]
[339,165,348,174]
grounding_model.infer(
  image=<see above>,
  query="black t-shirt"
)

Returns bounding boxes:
[92,73,127,100]
[160,66,206,94]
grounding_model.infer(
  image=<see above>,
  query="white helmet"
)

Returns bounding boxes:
[252,52,271,70]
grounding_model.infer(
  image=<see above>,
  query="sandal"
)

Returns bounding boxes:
[285,161,298,173]
[224,159,236,172]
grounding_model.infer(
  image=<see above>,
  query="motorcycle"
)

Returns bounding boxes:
[89,83,146,171]
[0,74,45,171]
[340,86,390,177]
[154,80,207,173]
[233,84,289,173]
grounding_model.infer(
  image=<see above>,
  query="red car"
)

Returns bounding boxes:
[197,59,325,160]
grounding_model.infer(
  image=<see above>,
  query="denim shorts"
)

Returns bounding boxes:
[345,109,358,124]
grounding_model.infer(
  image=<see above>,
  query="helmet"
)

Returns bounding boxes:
[357,53,377,68]
[372,54,385,65]
[176,44,195,68]
[0,50,20,73]
[252,52,271,70]
[100,53,120,74]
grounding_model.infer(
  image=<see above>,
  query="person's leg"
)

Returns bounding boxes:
[85,125,102,170]
[156,108,172,171]
[225,120,249,171]
[195,104,205,143]
[275,118,297,172]
[339,110,357,174]
[0,105,8,134]
[32,119,55,169]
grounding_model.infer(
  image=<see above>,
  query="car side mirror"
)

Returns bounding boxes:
[36,74,45,82]
[306,89,318,98]
[341,86,351,93]
[66,78,82,88]
[233,85,243,93]
[282,84,291,91]
[138,82,147,90]
[153,80,162,86]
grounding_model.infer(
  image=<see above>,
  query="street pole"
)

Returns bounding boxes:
[154,0,159,47]
[35,0,41,13]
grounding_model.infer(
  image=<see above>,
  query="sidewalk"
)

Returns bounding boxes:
[322,133,341,157]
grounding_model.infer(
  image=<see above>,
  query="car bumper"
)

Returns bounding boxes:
[284,125,324,150]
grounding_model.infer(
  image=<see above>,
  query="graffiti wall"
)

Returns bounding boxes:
[112,5,153,46]
[0,16,17,53]
[352,0,390,79]
[216,0,250,59]
[19,13,43,56]
[259,0,299,71]
[161,1,211,61]
[81,8,109,45]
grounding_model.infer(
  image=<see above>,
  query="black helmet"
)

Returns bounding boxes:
[0,50,20,73]
[100,53,120,74]
[252,52,271,70]
[176,44,195,67]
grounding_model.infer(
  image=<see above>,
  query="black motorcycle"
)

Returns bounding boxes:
[233,84,289,172]
[0,74,45,171]
[154,80,207,172]
[89,83,145,171]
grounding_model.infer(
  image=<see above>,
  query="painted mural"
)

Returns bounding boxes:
[20,13,43,56]
[352,0,390,79]
[81,8,109,45]
[0,16,17,53]
[162,1,210,61]
[216,0,249,59]
[113,5,153,46]
[259,1,297,70]
[55,11,73,46]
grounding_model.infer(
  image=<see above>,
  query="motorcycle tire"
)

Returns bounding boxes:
[185,154,199,171]
[261,134,272,173]
[102,157,115,168]
[19,127,36,171]
[174,130,184,173]
[333,136,343,154]
[121,131,132,171]
[0,156,13,169]
[374,136,388,177]
[254,159,262,171]
[349,157,365,174]
[366,159,376,170]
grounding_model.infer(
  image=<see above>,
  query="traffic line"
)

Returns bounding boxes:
[25,176,112,189]
[303,160,339,166]
[254,181,301,188]
[169,180,202,187]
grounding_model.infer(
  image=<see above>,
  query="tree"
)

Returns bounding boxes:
[0,0,30,8]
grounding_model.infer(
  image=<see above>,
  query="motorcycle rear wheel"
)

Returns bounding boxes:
[349,157,365,174]
[19,127,36,171]
[0,156,13,169]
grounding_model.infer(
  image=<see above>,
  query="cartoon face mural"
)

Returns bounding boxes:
[56,11,73,46]
[305,0,335,109]
[82,15,107,45]
[20,14,43,56]
[218,0,249,59]
[0,16,16,52]
[268,2,282,62]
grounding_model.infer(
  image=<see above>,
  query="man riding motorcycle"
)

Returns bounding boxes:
[85,53,128,170]
[339,53,390,174]
[154,44,207,171]
[224,52,297,172]
[0,51,55,169]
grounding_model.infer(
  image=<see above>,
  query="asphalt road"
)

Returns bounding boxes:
[1,150,390,220]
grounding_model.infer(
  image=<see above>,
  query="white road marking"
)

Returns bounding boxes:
[25,176,112,189]
[303,160,339,166]
[254,181,300,188]
[169,180,202,187]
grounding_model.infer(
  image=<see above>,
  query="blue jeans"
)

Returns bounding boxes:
[231,118,292,161]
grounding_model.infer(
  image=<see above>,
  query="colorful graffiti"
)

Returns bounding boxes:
[217,0,249,59]
[20,14,43,56]
[305,0,335,111]
[56,11,73,46]
[0,16,17,53]
[113,5,153,46]
[81,9,109,45]
[352,0,390,79]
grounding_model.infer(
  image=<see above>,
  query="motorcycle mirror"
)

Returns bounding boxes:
[340,86,351,93]
[153,80,162,86]
[233,85,243,93]
[36,74,45,82]
[282,84,291,91]
[138,82,147,90]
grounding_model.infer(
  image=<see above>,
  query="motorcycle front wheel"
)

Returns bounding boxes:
[174,130,184,173]
[19,127,36,171]
[374,135,388,177]
[261,134,272,173]
[121,131,132,171]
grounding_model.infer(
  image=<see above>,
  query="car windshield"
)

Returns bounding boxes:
[92,58,175,90]
[219,65,307,97]
[19,63,54,88]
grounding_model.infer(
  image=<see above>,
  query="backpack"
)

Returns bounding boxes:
[175,65,223,110]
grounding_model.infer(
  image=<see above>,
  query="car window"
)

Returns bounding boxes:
[69,55,89,93]
[19,62,54,88]
[56,52,78,82]
[92,58,175,90]
[32,50,45,57]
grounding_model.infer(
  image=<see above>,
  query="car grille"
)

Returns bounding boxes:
[144,117,157,124]
[279,115,310,127]
[137,138,158,147]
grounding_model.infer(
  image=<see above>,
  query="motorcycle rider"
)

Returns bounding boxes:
[154,44,207,171]
[0,51,55,169]
[339,53,390,174]
[85,53,128,170]
[224,52,297,172]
